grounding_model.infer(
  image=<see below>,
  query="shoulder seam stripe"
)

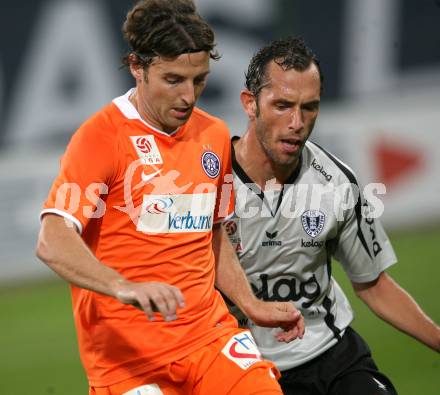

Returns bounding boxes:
[310,141,372,259]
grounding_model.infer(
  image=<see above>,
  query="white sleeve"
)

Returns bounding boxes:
[334,182,397,283]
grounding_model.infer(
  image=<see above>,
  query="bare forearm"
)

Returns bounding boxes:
[36,215,126,297]
[37,215,185,320]
[212,224,257,314]
[212,224,304,339]
[354,272,440,352]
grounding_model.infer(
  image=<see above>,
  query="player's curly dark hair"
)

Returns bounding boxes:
[122,0,220,69]
[245,37,324,97]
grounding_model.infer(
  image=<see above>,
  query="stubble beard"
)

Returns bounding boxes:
[256,123,299,170]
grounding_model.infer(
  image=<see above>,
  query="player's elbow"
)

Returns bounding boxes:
[36,214,71,266]
[35,218,58,267]
[35,230,52,265]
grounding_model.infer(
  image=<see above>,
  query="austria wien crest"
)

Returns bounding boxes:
[201,151,221,178]
[301,210,325,238]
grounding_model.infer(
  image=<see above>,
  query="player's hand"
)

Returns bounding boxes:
[246,300,305,343]
[113,280,185,322]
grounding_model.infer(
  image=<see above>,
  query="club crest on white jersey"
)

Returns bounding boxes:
[301,210,326,238]
[130,135,163,165]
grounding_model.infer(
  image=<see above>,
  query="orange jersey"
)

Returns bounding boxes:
[42,89,237,386]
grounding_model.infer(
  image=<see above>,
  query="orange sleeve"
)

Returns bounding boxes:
[214,123,234,223]
[42,116,117,233]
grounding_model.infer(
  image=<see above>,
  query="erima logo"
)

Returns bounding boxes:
[301,239,324,248]
[262,231,282,247]
[266,231,277,239]
[251,273,321,308]
[311,158,332,181]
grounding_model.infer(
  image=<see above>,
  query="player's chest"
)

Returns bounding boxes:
[228,185,341,261]
[117,131,224,195]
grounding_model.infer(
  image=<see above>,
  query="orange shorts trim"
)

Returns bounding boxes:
[89,329,282,395]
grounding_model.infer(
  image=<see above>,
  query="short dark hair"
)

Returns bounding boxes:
[245,37,323,96]
[122,0,220,68]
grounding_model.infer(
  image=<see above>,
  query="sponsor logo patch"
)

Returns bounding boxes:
[262,230,282,247]
[224,220,237,236]
[137,193,215,234]
[301,210,325,238]
[131,135,163,165]
[266,231,278,239]
[201,151,221,178]
[223,219,242,252]
[122,384,164,395]
[145,197,174,214]
[363,202,383,257]
[311,158,332,181]
[141,168,162,183]
[221,331,262,370]
[301,239,324,248]
[253,273,321,308]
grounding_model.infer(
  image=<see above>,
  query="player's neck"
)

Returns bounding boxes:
[129,89,176,134]
[235,132,298,189]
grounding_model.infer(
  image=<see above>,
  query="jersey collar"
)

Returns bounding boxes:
[231,136,303,187]
[113,88,182,137]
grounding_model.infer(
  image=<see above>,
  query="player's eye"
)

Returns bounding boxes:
[165,76,183,85]
[194,77,207,86]
[275,103,289,110]
[302,102,320,112]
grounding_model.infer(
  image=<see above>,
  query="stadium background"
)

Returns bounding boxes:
[0,0,439,393]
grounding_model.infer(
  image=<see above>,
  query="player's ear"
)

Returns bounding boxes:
[240,90,257,120]
[130,63,145,83]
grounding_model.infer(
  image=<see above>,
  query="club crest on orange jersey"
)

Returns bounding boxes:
[201,151,220,178]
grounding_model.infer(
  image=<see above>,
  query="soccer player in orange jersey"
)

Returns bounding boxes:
[36,1,304,394]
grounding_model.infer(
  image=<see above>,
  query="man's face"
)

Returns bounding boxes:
[253,61,321,168]
[134,51,210,133]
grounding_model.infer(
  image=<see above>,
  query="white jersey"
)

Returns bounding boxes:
[225,138,397,371]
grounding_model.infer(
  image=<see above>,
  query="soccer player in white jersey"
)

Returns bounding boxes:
[226,37,440,395]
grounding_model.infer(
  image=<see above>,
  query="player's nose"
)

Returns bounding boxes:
[180,81,196,106]
[288,107,304,132]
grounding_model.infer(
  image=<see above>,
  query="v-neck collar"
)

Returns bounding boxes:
[113,88,182,137]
